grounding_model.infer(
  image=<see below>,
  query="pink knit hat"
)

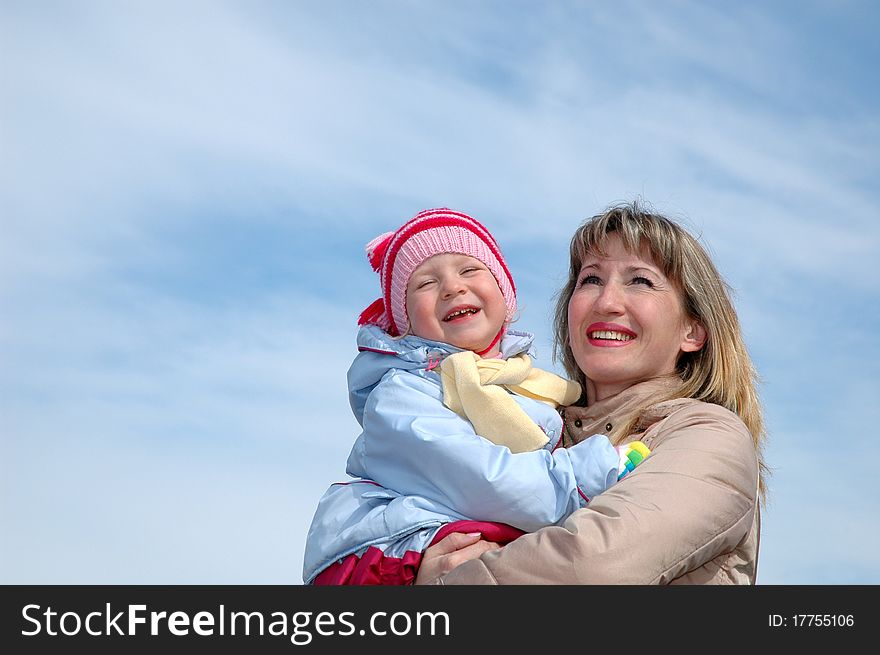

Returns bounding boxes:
[358,208,517,337]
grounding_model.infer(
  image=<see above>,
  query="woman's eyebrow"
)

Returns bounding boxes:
[627,265,662,275]
[578,262,663,276]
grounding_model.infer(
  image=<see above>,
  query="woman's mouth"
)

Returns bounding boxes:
[586,323,636,346]
[589,330,634,342]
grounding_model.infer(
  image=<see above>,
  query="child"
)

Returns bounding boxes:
[302,208,649,585]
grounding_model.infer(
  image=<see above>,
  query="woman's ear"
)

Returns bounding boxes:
[681,320,707,353]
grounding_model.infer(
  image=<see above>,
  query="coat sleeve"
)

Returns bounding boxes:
[434,403,759,584]
[346,369,621,533]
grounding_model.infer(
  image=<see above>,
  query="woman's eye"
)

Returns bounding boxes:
[578,274,601,286]
[632,276,654,287]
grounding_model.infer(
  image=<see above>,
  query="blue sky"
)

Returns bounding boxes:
[2,0,878,584]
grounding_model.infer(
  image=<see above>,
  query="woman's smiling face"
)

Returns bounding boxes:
[567,233,705,403]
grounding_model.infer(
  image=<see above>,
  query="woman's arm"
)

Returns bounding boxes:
[346,369,622,532]
[425,402,759,584]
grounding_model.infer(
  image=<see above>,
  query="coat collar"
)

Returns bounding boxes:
[355,324,535,364]
[563,376,686,442]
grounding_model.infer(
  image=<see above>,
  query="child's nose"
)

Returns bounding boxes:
[441,277,466,298]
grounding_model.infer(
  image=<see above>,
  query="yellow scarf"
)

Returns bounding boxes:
[440,351,582,454]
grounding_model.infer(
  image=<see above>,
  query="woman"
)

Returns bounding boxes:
[416,201,768,584]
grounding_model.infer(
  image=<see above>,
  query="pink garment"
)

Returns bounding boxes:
[312,520,525,586]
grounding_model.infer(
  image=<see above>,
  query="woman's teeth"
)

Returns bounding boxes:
[590,330,633,341]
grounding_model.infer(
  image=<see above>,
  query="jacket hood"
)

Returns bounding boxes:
[347,324,536,425]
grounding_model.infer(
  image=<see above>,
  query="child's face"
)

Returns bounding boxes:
[405,253,507,356]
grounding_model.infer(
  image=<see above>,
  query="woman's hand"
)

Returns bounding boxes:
[414,532,500,585]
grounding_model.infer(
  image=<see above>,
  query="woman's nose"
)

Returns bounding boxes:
[594,282,624,314]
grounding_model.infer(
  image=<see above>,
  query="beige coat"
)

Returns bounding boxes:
[435,377,761,584]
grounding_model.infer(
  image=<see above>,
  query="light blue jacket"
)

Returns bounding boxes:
[302,324,620,584]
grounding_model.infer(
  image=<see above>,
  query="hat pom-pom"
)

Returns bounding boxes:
[365,231,394,272]
[358,298,396,335]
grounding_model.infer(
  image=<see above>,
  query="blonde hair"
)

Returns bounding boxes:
[553,201,768,503]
